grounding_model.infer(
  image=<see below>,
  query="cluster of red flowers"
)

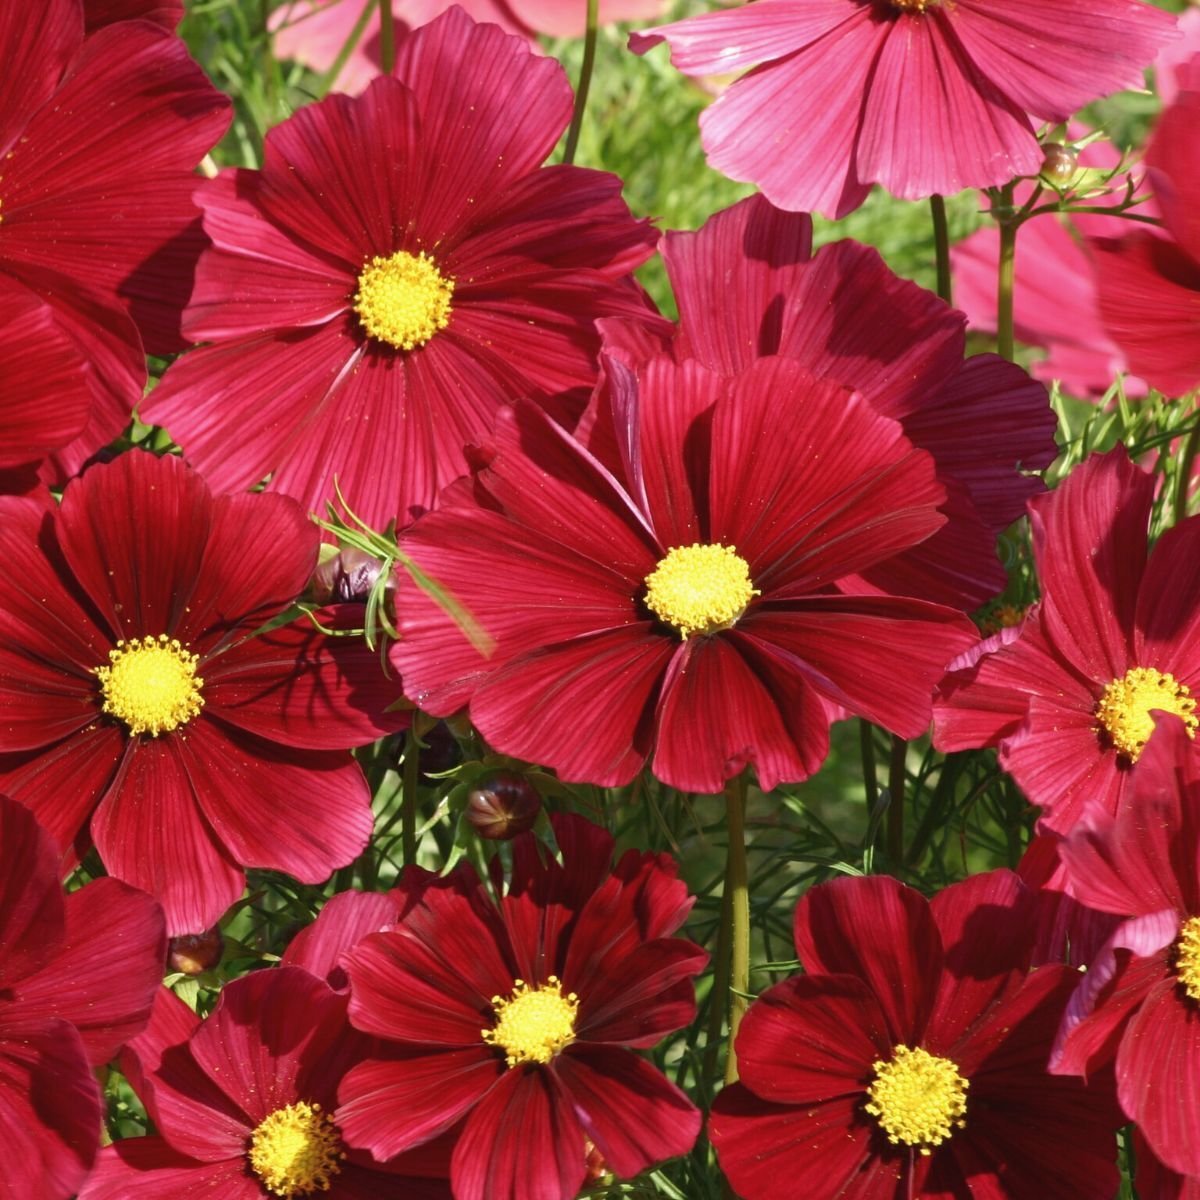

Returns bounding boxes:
[0,0,1196,1197]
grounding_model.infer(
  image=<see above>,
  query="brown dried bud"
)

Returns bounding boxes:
[168,928,224,976]
[1040,143,1078,186]
[465,771,541,841]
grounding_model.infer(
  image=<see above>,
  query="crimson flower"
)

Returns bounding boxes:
[1051,720,1200,1179]
[934,447,1200,833]
[0,795,165,1199]
[393,353,976,793]
[591,193,1055,609]
[0,449,404,935]
[709,872,1121,1199]
[0,0,229,481]
[336,814,707,1200]
[80,969,452,1199]
[82,0,183,30]
[1093,84,1200,398]
[630,0,1176,218]
[144,7,657,532]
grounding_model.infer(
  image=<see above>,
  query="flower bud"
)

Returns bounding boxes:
[419,720,463,780]
[465,771,541,840]
[310,547,384,604]
[1040,143,1078,187]
[168,928,224,976]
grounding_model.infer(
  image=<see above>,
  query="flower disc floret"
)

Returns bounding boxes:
[95,634,204,736]
[1094,667,1198,762]
[1177,916,1200,1004]
[247,1100,344,1197]
[643,543,758,639]
[865,1045,968,1154]
[482,976,579,1068]
[353,249,454,350]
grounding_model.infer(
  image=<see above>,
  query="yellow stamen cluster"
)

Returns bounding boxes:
[1177,916,1200,1004]
[865,1045,968,1154]
[1094,667,1198,762]
[94,635,204,736]
[483,977,579,1068]
[247,1101,344,1197]
[891,0,935,11]
[643,543,758,639]
[353,249,454,350]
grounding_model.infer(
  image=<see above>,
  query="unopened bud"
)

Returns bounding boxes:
[1040,143,1078,187]
[168,928,224,976]
[310,547,384,604]
[465,771,541,840]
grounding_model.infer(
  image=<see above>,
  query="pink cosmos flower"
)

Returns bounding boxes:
[630,0,1177,218]
[0,795,165,1199]
[589,194,1056,609]
[1052,720,1200,1179]
[1156,11,1200,105]
[0,0,229,480]
[934,447,1200,833]
[145,8,657,531]
[1093,84,1200,398]
[272,0,669,94]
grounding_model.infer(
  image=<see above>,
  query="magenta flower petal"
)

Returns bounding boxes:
[282,890,401,991]
[80,1139,261,1200]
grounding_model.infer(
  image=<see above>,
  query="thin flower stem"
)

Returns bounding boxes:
[562,0,600,165]
[401,725,420,864]
[702,881,733,1084]
[886,735,906,863]
[317,0,378,96]
[378,0,396,76]
[724,772,750,1086]
[1173,395,1200,526]
[860,718,879,810]
[930,194,952,305]
[996,204,1018,362]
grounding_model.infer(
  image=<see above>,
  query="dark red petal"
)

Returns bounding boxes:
[90,738,245,937]
[710,1087,884,1200]
[1134,1129,1200,1200]
[793,874,941,1043]
[0,0,80,154]
[6,877,164,1065]
[1117,978,1200,1176]
[731,974,887,1103]
[555,1045,700,1178]
[337,1051,500,1160]
[77,1140,259,1200]
[56,450,213,642]
[179,718,374,889]
[1137,515,1200,688]
[281,890,400,991]
[1030,446,1152,682]
[450,1067,587,1200]
[121,986,200,1103]
[0,1017,102,1199]
[0,794,65,985]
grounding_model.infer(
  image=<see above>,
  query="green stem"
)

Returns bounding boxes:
[723,774,750,1086]
[317,0,379,96]
[378,0,396,76]
[562,0,599,165]
[401,726,420,865]
[702,882,733,1085]
[886,735,907,864]
[860,718,878,811]
[996,210,1018,362]
[930,194,952,306]
[1173,395,1200,525]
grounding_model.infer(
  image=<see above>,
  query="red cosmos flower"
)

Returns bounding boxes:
[1093,84,1200,398]
[1136,1131,1200,1200]
[144,8,658,533]
[709,872,1121,1199]
[629,0,1176,219]
[272,0,668,94]
[336,814,707,1200]
[392,353,976,793]
[591,193,1055,609]
[1051,720,1200,1179]
[0,0,229,480]
[82,0,183,30]
[934,447,1200,833]
[0,449,404,935]
[0,795,165,1199]
[79,969,452,1199]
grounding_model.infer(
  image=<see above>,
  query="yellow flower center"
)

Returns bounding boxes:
[94,635,204,737]
[247,1101,344,1198]
[1177,916,1200,1004]
[1094,667,1198,762]
[865,1045,968,1155]
[890,0,934,10]
[643,543,758,639]
[482,977,579,1068]
[353,249,454,350]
